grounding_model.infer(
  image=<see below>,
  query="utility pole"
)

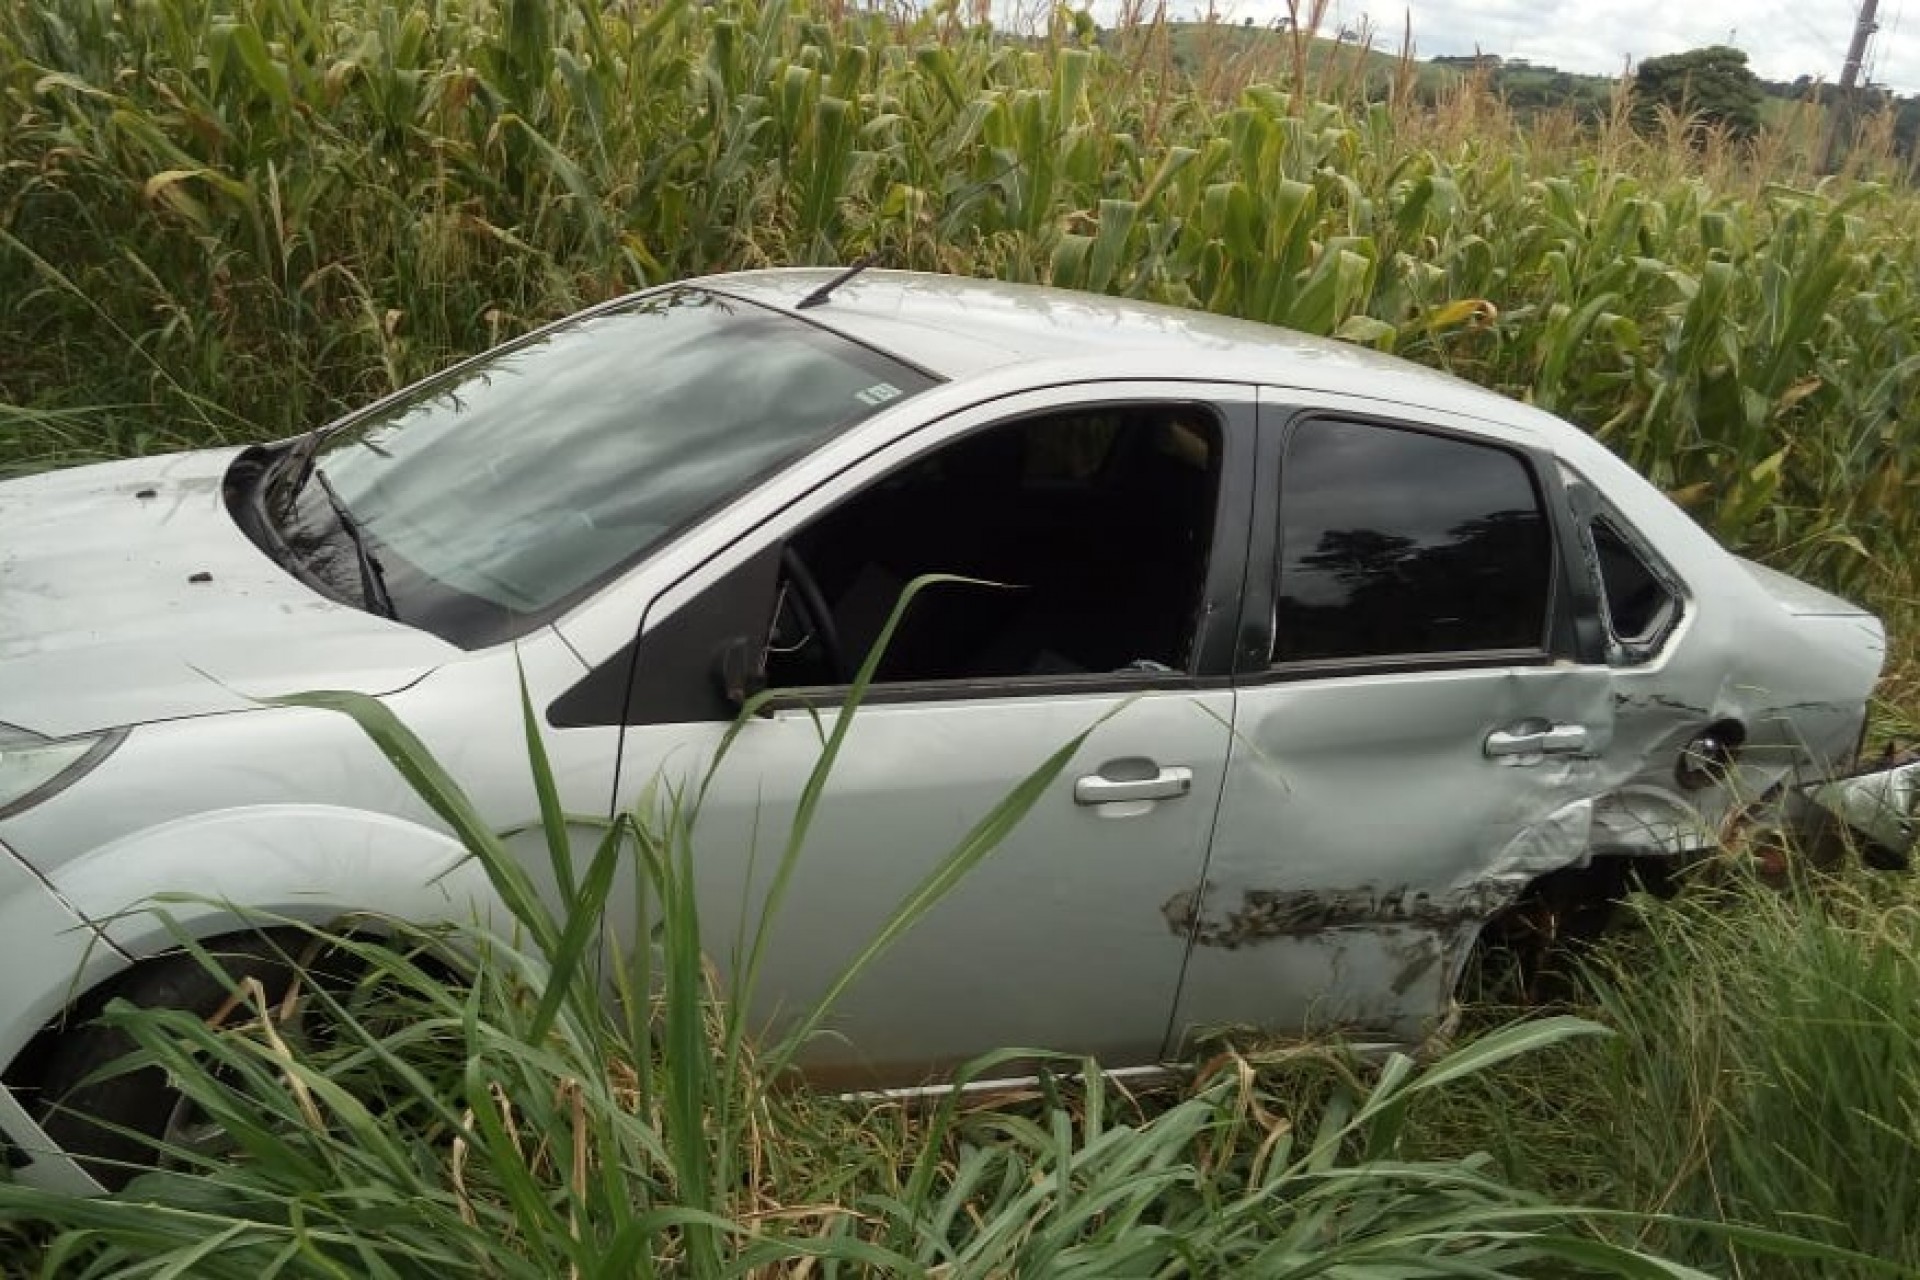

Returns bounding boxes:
[1838,0,1880,93]
[1822,0,1881,171]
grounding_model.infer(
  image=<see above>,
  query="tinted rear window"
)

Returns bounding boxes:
[1274,420,1553,663]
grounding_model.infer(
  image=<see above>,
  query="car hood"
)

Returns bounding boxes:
[0,449,458,738]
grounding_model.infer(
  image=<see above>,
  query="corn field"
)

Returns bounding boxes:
[2,0,1917,598]
[4,6,1920,1272]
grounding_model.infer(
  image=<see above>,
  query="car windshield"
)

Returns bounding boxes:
[280,288,935,646]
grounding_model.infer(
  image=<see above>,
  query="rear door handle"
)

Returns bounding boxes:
[1074,766,1193,805]
[1484,722,1591,759]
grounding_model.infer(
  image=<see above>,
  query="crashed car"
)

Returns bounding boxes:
[0,267,1913,1191]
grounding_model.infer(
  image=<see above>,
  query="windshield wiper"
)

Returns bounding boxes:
[313,468,399,621]
[271,429,327,517]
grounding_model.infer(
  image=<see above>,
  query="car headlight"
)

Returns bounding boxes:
[0,723,126,819]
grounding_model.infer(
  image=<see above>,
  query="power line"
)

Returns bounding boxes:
[1784,11,1842,61]
[1864,0,1904,87]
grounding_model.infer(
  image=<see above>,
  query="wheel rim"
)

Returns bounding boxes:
[157,1091,229,1162]
[153,952,353,1169]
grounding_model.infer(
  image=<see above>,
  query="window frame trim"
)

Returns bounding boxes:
[754,671,1240,714]
[1238,405,1594,683]
[1563,470,1691,665]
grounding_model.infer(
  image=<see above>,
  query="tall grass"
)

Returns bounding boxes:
[1595,874,1920,1271]
[0,604,1901,1274]
[1412,864,1920,1278]
[0,658,1795,1276]
[3,0,1917,600]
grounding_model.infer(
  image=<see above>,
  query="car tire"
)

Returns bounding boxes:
[33,930,339,1192]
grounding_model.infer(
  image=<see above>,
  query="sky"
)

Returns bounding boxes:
[1157,1,1920,96]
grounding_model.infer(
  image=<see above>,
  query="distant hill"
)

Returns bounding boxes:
[1102,21,1462,97]
[1114,23,1620,114]
[1113,23,1914,162]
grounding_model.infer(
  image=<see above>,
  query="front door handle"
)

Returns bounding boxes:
[1484,722,1591,759]
[1074,766,1193,805]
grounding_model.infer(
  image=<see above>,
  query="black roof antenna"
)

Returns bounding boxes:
[795,250,884,310]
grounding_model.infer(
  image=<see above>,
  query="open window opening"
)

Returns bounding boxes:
[1590,515,1681,658]
[765,406,1223,690]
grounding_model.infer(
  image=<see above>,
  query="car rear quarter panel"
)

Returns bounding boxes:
[1548,420,1884,790]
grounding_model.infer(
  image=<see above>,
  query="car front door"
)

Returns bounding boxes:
[1166,396,1617,1049]
[567,385,1257,1081]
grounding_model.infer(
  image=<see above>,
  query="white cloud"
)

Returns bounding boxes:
[1140,0,1920,96]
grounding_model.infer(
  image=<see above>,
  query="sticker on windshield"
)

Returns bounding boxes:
[854,382,903,407]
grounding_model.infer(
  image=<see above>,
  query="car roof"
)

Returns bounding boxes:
[703,267,1551,434]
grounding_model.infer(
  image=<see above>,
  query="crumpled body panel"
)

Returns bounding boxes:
[1802,755,1920,865]
[1166,600,1885,1049]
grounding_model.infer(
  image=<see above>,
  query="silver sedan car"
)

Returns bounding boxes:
[0,269,1912,1191]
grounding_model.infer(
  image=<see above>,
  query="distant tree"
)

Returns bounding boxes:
[1632,45,1764,139]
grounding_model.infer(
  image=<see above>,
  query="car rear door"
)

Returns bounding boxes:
[567,383,1258,1081]
[1165,393,1616,1050]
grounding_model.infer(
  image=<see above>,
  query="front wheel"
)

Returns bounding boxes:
[32,930,343,1192]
